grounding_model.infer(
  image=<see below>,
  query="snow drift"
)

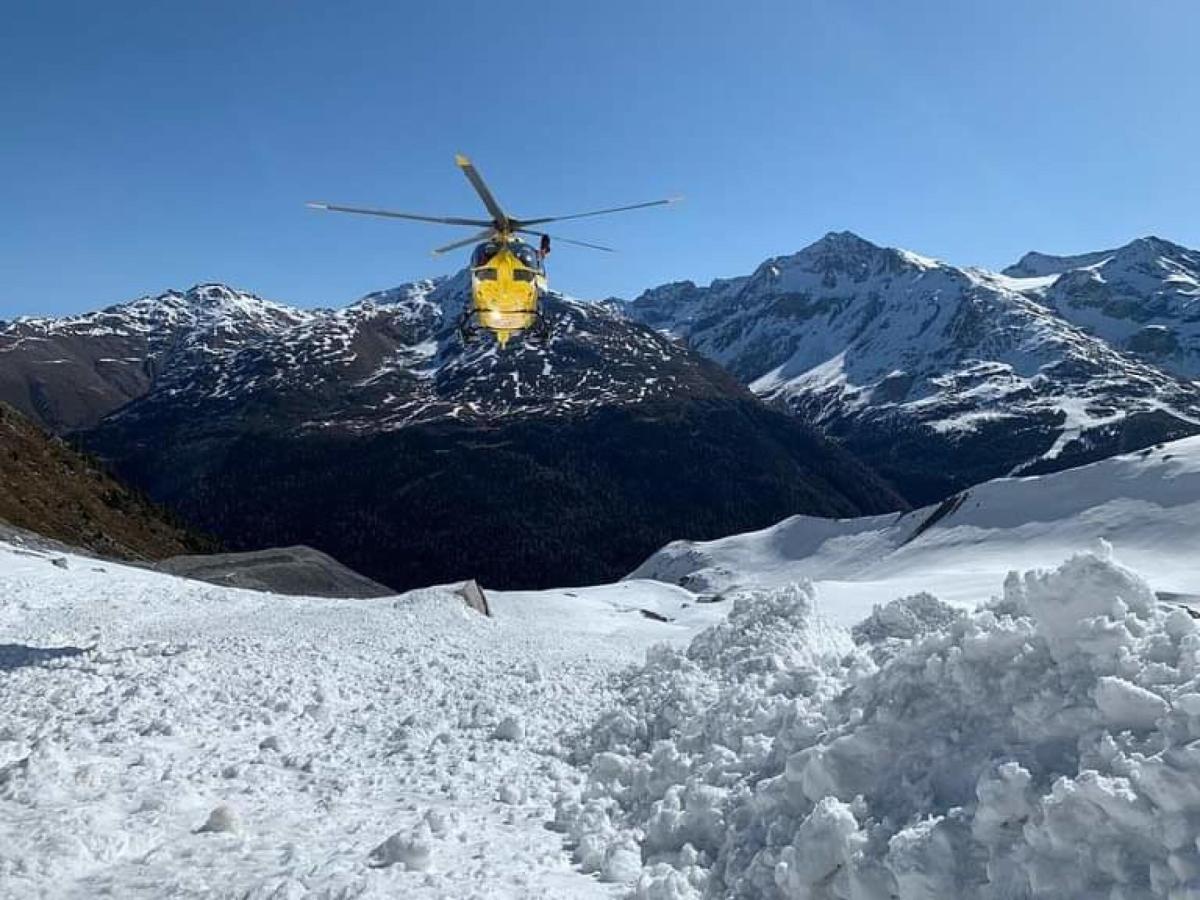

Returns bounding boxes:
[630,434,1200,623]
[559,547,1200,898]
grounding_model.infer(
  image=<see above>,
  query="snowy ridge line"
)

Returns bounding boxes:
[6,273,719,437]
[629,433,1200,616]
[625,231,1200,486]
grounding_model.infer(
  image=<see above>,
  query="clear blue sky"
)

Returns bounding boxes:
[3,0,1198,317]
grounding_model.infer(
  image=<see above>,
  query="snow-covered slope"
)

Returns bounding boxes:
[1006,236,1200,379]
[0,276,732,435]
[0,285,311,431]
[6,432,1200,897]
[631,433,1200,624]
[627,232,1200,501]
[0,538,719,898]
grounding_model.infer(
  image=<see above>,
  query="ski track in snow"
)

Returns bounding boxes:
[0,546,716,899]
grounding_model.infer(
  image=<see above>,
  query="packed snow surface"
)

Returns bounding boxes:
[632,436,1200,624]
[0,542,718,899]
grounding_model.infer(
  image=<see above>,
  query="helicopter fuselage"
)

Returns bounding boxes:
[467,234,548,347]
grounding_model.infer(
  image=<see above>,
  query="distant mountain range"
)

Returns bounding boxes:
[3,231,1195,588]
[626,232,1200,501]
[0,280,902,590]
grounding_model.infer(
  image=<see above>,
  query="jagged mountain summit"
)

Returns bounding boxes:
[1,277,903,591]
[1,277,750,435]
[0,284,312,432]
[1004,236,1200,378]
[626,231,1200,502]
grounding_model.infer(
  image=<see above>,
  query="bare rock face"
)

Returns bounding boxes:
[455,580,490,616]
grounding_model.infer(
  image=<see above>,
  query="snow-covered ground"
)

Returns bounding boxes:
[631,435,1200,625]
[561,548,1200,899]
[4,435,1200,898]
[0,543,719,899]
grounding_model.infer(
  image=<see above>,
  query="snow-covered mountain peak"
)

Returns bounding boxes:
[59,283,316,339]
[1102,236,1200,288]
[1004,236,1199,282]
[355,276,453,310]
[626,234,1200,500]
[769,231,933,281]
[1005,236,1200,377]
[799,229,882,261]
[172,283,311,325]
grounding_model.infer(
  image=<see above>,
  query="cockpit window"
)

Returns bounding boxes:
[512,243,540,268]
[471,240,541,270]
[471,242,499,267]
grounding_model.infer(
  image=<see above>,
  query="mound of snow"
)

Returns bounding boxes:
[560,550,1200,898]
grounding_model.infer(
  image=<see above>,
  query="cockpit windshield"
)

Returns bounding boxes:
[511,243,541,269]
[471,242,500,268]
[471,240,542,270]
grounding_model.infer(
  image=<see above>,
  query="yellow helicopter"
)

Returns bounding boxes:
[308,155,679,347]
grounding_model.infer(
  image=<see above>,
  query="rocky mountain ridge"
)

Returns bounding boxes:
[625,231,1200,501]
[0,276,904,590]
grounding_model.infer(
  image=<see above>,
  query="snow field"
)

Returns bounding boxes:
[558,546,1200,898]
[0,549,702,899]
[631,436,1200,622]
[6,433,1200,898]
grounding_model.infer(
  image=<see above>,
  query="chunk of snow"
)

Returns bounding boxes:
[561,552,1200,897]
[493,715,525,742]
[1095,676,1169,730]
[368,826,432,871]
[196,805,241,835]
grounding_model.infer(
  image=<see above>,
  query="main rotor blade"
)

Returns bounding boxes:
[307,202,491,227]
[455,154,509,228]
[432,228,496,256]
[518,195,682,228]
[517,229,615,252]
